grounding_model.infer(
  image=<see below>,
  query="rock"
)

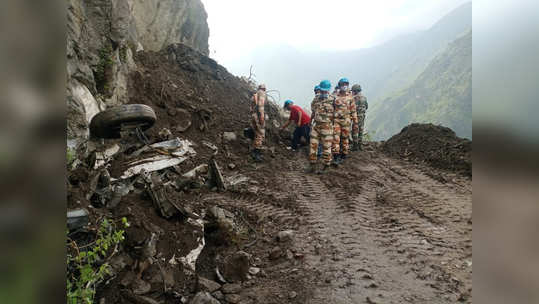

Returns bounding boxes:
[228,163,236,170]
[159,128,172,141]
[225,294,241,304]
[248,267,260,276]
[289,291,297,299]
[120,271,136,287]
[223,132,237,142]
[175,108,193,132]
[269,246,282,260]
[221,251,250,282]
[189,291,221,304]
[132,278,151,295]
[110,253,133,273]
[198,276,221,293]
[212,290,224,300]
[142,232,158,259]
[286,250,294,260]
[276,230,294,242]
[221,283,242,294]
[168,107,177,116]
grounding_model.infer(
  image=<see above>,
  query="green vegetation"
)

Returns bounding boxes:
[367,30,472,140]
[67,218,129,304]
[119,44,128,64]
[67,148,76,165]
[95,44,114,95]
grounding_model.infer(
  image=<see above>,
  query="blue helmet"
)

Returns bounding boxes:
[314,85,321,92]
[283,99,293,108]
[319,80,331,92]
[338,77,349,85]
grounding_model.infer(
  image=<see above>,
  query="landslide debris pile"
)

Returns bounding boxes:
[382,123,471,176]
[67,43,290,304]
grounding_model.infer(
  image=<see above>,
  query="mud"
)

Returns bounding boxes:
[67,44,472,304]
[382,123,472,176]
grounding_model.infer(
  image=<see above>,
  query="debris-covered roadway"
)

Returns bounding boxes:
[66,43,472,304]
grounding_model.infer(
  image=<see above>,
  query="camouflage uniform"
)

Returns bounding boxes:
[309,94,335,165]
[251,89,266,149]
[332,91,357,156]
[352,93,368,145]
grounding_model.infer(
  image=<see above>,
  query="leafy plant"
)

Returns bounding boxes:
[67,217,129,304]
[67,148,76,165]
[95,45,114,95]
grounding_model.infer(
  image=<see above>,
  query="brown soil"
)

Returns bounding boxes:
[67,44,472,304]
[382,123,472,176]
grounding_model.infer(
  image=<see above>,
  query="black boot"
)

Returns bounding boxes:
[332,154,341,166]
[251,149,263,162]
[340,153,347,163]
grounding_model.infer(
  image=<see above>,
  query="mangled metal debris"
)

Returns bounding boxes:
[178,218,205,272]
[121,137,196,179]
[208,158,226,191]
[67,208,89,231]
[142,171,197,219]
[94,144,121,169]
[202,140,218,155]
[182,164,209,179]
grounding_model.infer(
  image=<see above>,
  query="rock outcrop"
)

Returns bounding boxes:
[67,0,209,142]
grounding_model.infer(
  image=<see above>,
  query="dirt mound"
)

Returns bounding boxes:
[127,44,283,160]
[382,123,471,176]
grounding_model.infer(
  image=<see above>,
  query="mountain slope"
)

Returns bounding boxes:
[223,2,471,110]
[367,30,472,140]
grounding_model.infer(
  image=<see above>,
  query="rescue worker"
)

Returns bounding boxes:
[280,100,311,151]
[332,77,357,165]
[307,80,335,174]
[250,84,266,162]
[351,84,368,151]
[332,85,339,96]
[314,85,321,96]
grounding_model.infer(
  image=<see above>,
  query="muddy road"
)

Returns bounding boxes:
[225,144,472,304]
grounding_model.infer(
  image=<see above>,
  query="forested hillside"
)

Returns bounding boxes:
[367,30,472,140]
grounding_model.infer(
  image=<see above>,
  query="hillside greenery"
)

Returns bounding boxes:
[367,30,472,140]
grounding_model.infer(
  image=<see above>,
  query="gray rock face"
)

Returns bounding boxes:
[67,0,209,144]
[130,0,209,54]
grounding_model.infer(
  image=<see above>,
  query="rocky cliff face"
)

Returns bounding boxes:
[67,0,209,141]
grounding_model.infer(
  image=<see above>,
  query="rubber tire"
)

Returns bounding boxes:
[90,104,157,139]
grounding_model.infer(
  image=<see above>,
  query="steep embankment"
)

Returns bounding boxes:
[368,30,472,140]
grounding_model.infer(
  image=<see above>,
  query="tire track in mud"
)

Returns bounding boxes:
[278,154,472,303]
[203,192,300,229]
[372,161,472,300]
[284,169,441,304]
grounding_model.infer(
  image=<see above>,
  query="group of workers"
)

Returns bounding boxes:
[249,78,368,174]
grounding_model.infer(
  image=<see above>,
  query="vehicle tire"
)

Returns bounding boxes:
[90,104,157,139]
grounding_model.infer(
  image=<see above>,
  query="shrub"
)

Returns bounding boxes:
[66,217,129,304]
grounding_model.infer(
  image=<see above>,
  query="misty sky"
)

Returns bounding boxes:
[201,0,470,72]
